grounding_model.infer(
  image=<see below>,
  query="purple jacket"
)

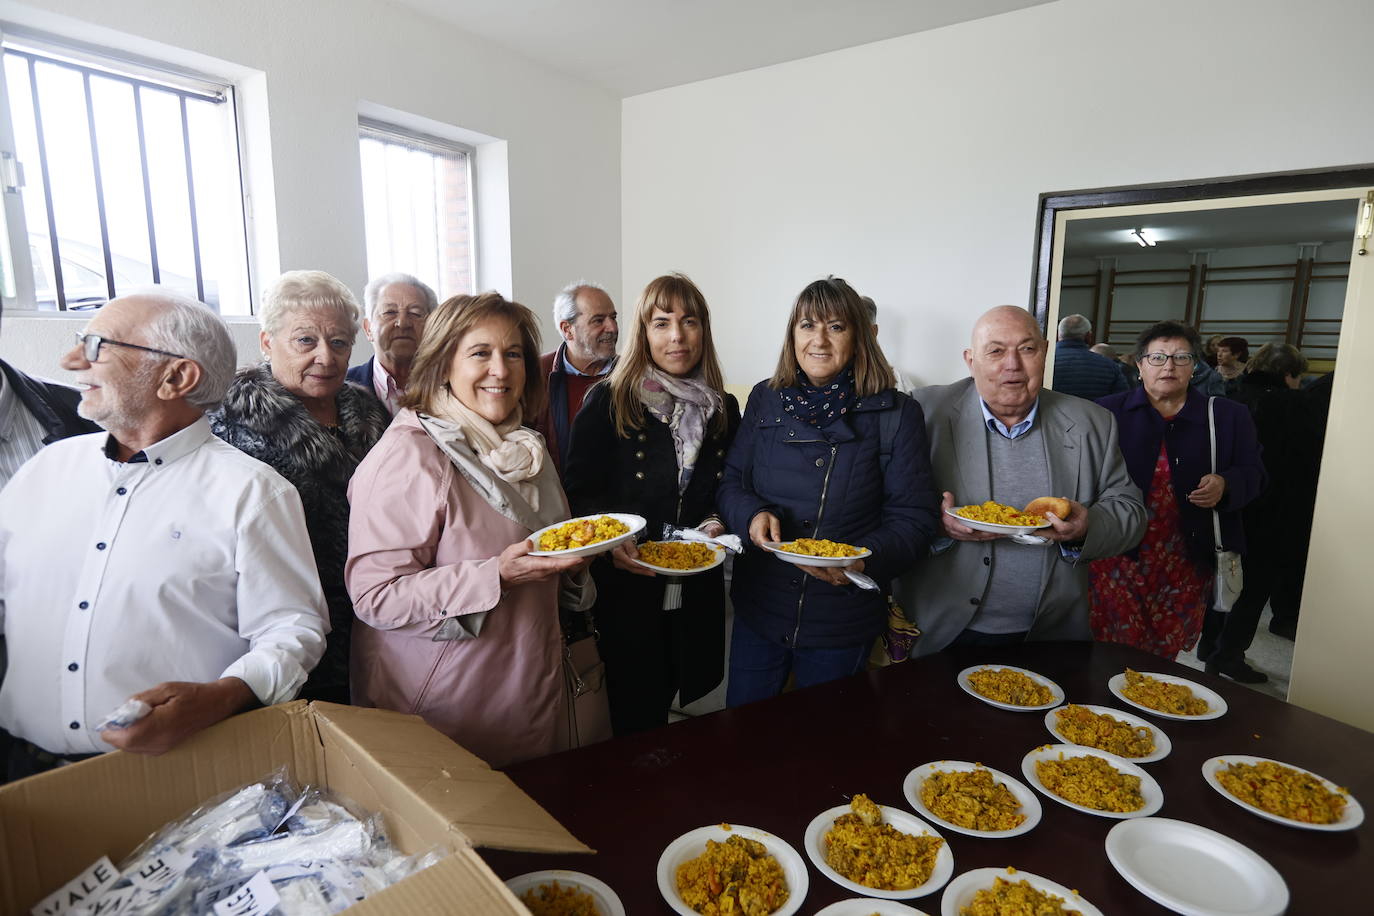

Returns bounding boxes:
[1095,386,1265,565]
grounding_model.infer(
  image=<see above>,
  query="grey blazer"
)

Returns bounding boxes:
[899,378,1146,655]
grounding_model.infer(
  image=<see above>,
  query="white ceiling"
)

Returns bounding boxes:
[392,0,1057,96]
[1063,199,1364,258]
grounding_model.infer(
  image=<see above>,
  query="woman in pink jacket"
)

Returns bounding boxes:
[346,292,589,767]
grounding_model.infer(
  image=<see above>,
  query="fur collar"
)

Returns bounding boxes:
[212,363,390,485]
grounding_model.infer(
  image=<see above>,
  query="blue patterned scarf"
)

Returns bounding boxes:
[780,366,856,428]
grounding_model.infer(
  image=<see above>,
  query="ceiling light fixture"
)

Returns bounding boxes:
[1130,228,1157,247]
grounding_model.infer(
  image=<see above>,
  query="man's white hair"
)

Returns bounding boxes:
[1057,313,1093,340]
[259,270,362,342]
[362,272,438,321]
[552,280,609,326]
[125,287,237,411]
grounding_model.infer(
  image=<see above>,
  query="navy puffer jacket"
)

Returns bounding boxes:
[719,381,939,649]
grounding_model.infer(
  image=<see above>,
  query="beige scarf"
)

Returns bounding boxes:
[429,388,548,511]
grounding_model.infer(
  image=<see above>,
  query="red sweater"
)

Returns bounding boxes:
[534,347,611,475]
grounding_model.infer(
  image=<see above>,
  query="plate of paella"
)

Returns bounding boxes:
[944,501,1053,535]
[761,538,871,568]
[528,513,645,558]
[629,540,727,575]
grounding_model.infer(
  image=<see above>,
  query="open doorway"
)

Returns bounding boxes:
[1055,198,1359,698]
[1029,166,1374,730]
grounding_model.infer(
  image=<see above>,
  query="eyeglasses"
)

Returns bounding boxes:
[1142,352,1197,366]
[74,332,187,363]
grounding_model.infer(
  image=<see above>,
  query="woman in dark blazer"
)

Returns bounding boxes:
[564,273,740,735]
[717,277,939,706]
[1091,320,1266,662]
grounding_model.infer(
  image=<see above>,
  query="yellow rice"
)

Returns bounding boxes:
[1121,669,1209,716]
[823,794,943,891]
[519,881,602,916]
[955,501,1045,527]
[1035,752,1144,813]
[966,667,1053,706]
[537,516,629,551]
[675,834,789,916]
[1216,760,1348,824]
[960,875,1073,915]
[636,541,718,570]
[1053,704,1156,758]
[920,767,1026,831]
[776,538,863,557]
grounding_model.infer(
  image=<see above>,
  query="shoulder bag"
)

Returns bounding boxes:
[560,609,612,748]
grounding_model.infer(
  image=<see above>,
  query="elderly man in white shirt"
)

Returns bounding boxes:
[0,289,328,780]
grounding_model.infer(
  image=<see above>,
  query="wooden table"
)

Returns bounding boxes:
[482,642,1370,913]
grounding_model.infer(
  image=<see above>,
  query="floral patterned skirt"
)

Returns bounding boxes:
[1090,521,1213,658]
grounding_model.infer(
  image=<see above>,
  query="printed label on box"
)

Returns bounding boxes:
[128,849,194,893]
[30,856,120,916]
[73,886,138,916]
[212,871,279,916]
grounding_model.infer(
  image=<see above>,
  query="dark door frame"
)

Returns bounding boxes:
[1029,163,1374,328]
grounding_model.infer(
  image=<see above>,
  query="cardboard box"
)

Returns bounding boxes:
[0,701,592,914]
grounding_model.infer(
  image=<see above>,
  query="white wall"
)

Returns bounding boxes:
[0,0,621,377]
[621,0,1374,388]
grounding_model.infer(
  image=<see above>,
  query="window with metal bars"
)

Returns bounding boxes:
[0,32,251,313]
[359,119,474,300]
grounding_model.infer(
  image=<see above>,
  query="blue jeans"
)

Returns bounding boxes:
[725,615,870,708]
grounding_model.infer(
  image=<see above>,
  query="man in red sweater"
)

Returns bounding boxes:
[536,281,619,475]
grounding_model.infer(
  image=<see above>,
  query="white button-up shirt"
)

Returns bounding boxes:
[0,417,329,754]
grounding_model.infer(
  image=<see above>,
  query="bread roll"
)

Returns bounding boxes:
[1024,496,1071,519]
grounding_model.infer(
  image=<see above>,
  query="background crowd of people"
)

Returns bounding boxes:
[0,278,1333,781]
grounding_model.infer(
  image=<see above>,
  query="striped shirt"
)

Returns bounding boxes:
[0,370,50,490]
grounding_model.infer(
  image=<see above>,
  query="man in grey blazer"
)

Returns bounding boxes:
[902,306,1146,656]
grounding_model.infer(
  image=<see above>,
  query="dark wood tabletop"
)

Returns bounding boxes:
[481,642,1369,914]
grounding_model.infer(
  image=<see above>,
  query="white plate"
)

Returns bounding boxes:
[629,540,726,575]
[1201,755,1365,831]
[902,761,1042,839]
[1105,818,1289,916]
[1021,744,1164,819]
[943,507,1052,535]
[956,665,1065,712]
[657,824,808,916]
[1108,671,1228,721]
[1043,703,1172,764]
[939,867,1103,916]
[506,870,627,916]
[761,540,872,568]
[803,803,954,899]
[528,512,645,557]
[814,900,932,916]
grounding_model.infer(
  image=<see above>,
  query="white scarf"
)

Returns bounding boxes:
[428,388,549,512]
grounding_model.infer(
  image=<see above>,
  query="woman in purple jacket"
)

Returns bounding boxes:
[1090,321,1266,660]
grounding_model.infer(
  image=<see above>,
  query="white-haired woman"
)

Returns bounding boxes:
[210,270,390,704]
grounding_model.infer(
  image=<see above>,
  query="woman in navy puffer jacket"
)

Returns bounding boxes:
[718,277,939,706]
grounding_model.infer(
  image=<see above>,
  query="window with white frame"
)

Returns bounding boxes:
[358,119,474,299]
[0,31,251,313]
